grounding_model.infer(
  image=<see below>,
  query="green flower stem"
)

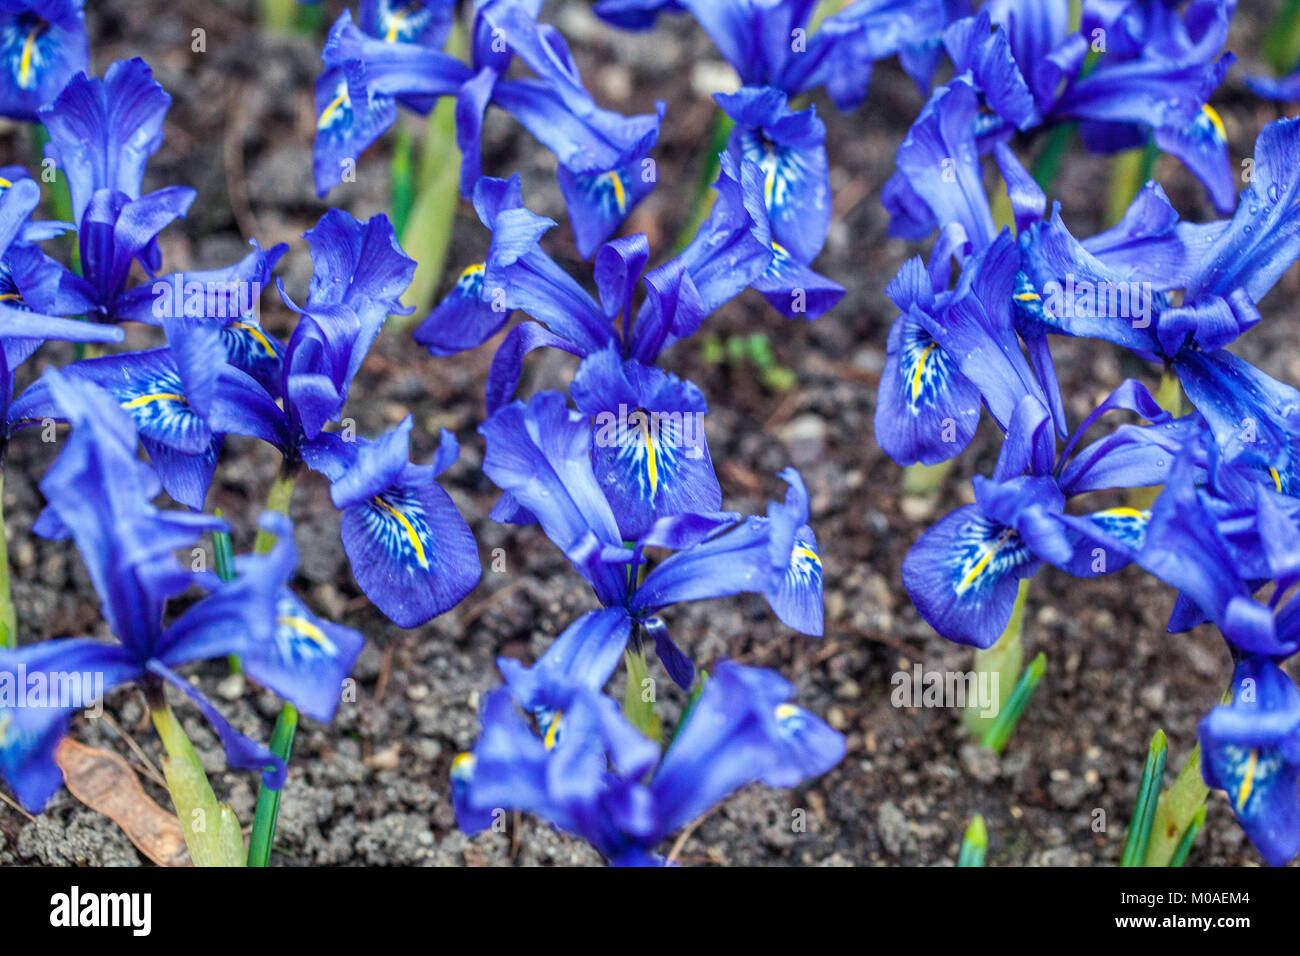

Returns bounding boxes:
[252,468,297,555]
[259,0,300,32]
[246,475,301,864]
[901,458,955,498]
[0,469,15,649]
[980,651,1046,754]
[958,814,988,867]
[149,699,247,867]
[32,124,80,276]
[964,578,1028,739]
[1265,0,1300,76]
[1121,729,1168,866]
[1106,138,1161,226]
[1168,804,1207,868]
[1154,363,1185,417]
[390,123,415,238]
[389,24,466,331]
[808,0,846,33]
[1127,366,1183,509]
[247,703,298,867]
[1031,123,1077,193]
[671,112,736,254]
[1144,742,1210,866]
[622,644,661,743]
[211,512,242,675]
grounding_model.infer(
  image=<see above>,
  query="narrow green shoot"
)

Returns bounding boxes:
[1168,804,1207,868]
[958,814,988,867]
[1121,729,1168,867]
[980,651,1046,754]
[622,645,661,743]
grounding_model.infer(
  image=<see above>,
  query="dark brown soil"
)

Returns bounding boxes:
[2,0,1296,866]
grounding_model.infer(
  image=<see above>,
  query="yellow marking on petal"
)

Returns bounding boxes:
[1237,748,1259,811]
[1202,104,1227,144]
[318,90,349,129]
[373,495,429,569]
[911,344,936,403]
[121,392,186,409]
[639,415,659,497]
[763,161,777,210]
[775,703,800,721]
[451,752,475,778]
[604,170,628,215]
[459,262,486,283]
[956,531,1016,596]
[384,7,410,42]
[793,545,822,567]
[18,26,39,90]
[0,177,11,188]
[1094,507,1149,520]
[1015,291,1041,302]
[0,293,22,302]
[232,320,276,356]
[1270,466,1283,493]
[543,711,563,750]
[278,615,329,648]
[771,240,789,258]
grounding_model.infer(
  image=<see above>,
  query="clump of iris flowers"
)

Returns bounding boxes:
[875,0,1300,866]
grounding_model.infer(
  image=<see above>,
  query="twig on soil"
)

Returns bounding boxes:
[0,789,35,822]
[373,642,396,704]
[223,82,264,245]
[666,806,717,864]
[459,579,524,629]
[720,460,764,496]
[837,625,924,663]
[763,388,808,430]
[99,712,167,789]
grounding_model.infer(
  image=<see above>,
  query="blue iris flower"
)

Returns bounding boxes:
[1015,117,1300,493]
[417,164,840,410]
[883,76,1044,247]
[903,382,1204,647]
[451,658,844,865]
[0,371,363,813]
[716,86,831,267]
[594,0,953,111]
[904,0,1236,214]
[360,0,455,48]
[37,58,198,319]
[270,209,418,450]
[0,175,124,437]
[299,415,482,629]
[876,230,1056,467]
[1200,656,1300,867]
[479,389,823,690]
[205,209,483,628]
[315,1,663,258]
[111,239,291,396]
[0,0,87,121]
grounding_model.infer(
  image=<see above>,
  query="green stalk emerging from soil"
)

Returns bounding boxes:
[150,694,247,866]
[964,578,1030,744]
[390,24,467,331]
[247,703,298,867]
[247,465,302,863]
[1106,138,1162,226]
[252,466,298,555]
